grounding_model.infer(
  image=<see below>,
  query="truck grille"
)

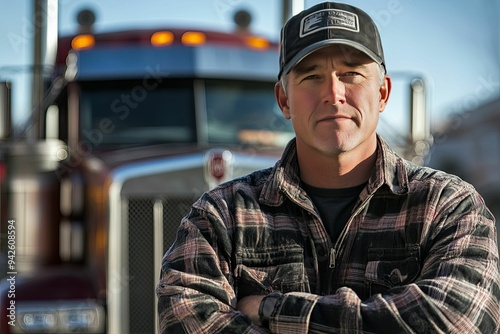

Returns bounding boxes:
[126,195,196,334]
[107,151,279,333]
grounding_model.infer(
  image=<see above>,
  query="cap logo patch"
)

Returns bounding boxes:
[300,9,359,37]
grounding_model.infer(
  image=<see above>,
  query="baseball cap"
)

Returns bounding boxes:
[278,2,386,79]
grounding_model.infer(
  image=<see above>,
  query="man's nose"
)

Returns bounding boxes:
[324,74,346,105]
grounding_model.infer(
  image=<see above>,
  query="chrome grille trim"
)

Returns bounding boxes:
[153,199,164,332]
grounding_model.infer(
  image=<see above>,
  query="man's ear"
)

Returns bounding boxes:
[275,82,291,119]
[379,75,392,113]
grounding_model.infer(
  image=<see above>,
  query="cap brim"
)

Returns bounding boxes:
[280,39,385,78]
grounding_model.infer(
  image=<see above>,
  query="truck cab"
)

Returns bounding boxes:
[0,22,293,333]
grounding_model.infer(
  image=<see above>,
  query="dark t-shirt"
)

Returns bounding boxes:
[302,182,366,243]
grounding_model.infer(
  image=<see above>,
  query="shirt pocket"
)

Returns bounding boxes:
[235,247,310,298]
[364,245,421,296]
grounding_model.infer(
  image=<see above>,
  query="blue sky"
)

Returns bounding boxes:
[1,0,499,134]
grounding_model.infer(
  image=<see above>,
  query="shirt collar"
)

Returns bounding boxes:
[260,135,410,207]
[370,135,410,196]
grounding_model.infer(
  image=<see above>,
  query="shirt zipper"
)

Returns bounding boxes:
[329,248,336,268]
[327,194,374,284]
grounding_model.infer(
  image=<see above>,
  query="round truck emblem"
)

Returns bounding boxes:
[204,149,233,189]
[210,155,225,180]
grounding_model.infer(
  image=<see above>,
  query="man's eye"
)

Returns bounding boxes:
[342,72,359,77]
[304,74,320,80]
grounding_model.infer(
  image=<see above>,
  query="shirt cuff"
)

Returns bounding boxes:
[258,292,282,328]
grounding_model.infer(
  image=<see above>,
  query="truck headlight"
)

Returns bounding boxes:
[12,300,104,333]
[20,311,57,331]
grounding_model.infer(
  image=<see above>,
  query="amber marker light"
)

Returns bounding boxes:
[245,36,270,49]
[71,34,95,50]
[151,31,175,47]
[181,31,206,45]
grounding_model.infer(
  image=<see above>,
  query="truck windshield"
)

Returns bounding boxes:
[79,79,294,148]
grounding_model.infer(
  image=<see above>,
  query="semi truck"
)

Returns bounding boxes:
[0,8,294,334]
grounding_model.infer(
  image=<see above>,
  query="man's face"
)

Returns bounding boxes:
[276,45,391,158]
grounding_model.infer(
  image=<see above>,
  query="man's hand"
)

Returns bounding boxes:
[237,295,265,326]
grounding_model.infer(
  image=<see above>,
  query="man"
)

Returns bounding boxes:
[157,2,500,333]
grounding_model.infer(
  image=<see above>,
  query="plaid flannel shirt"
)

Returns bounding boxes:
[157,136,500,333]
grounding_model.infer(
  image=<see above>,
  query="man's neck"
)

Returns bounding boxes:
[296,141,377,189]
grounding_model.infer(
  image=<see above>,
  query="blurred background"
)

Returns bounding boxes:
[0,1,498,333]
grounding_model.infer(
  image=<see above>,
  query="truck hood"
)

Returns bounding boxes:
[87,143,283,170]
[89,144,216,170]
